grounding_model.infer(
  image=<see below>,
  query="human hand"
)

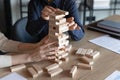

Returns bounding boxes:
[41,6,56,20]
[28,41,58,62]
[37,35,49,46]
[66,17,80,31]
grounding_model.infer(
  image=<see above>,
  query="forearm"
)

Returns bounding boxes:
[0,53,32,68]
[69,29,84,41]
[18,43,38,51]
[11,53,32,66]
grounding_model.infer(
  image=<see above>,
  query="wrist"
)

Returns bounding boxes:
[12,53,32,65]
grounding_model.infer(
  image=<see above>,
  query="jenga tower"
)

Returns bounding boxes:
[49,9,72,64]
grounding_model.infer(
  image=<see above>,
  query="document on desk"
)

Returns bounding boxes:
[0,72,27,80]
[89,35,120,54]
[105,70,120,80]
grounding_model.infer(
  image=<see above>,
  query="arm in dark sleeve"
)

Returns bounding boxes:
[26,0,48,37]
[65,0,85,41]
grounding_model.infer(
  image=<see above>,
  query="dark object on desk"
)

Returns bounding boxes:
[97,20,120,33]
[0,51,7,55]
[87,20,120,37]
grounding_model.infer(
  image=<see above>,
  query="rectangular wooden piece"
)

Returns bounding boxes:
[27,67,38,78]
[70,66,77,78]
[48,67,63,77]
[10,64,26,72]
[45,63,59,71]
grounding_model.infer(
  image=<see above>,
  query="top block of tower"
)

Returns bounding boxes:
[50,10,69,20]
[55,9,69,16]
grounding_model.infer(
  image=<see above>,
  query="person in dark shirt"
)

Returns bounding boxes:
[26,0,84,42]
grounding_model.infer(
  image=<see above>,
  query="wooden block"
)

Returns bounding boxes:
[76,48,83,55]
[58,40,69,47]
[54,59,63,65]
[65,45,72,52]
[49,34,69,42]
[50,14,65,20]
[79,56,94,65]
[80,49,88,55]
[57,52,69,59]
[86,51,100,59]
[48,67,63,77]
[55,9,69,15]
[49,23,69,33]
[77,63,93,70]
[58,34,69,41]
[70,66,77,78]
[27,67,38,78]
[61,57,69,62]
[56,18,66,24]
[49,34,58,41]
[61,53,69,58]
[85,49,94,55]
[10,64,26,72]
[49,18,66,25]
[32,64,43,74]
[64,40,69,47]
[45,63,59,71]
[57,50,65,55]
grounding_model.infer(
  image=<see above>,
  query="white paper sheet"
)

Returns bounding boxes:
[89,35,120,54]
[0,72,27,80]
[105,70,120,80]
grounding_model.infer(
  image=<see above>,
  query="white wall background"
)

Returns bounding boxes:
[10,0,29,25]
[10,0,20,25]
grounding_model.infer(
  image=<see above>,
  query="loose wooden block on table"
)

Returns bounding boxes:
[70,66,77,78]
[32,64,43,74]
[86,51,100,59]
[77,63,93,70]
[76,48,83,55]
[48,67,63,77]
[79,56,94,65]
[10,64,26,72]
[45,63,59,71]
[85,49,94,55]
[27,67,38,78]
[80,49,88,56]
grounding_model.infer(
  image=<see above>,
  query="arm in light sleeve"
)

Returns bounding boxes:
[0,32,21,53]
[0,55,12,68]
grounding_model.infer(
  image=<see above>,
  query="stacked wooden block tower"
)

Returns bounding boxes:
[9,9,101,79]
[49,9,72,64]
